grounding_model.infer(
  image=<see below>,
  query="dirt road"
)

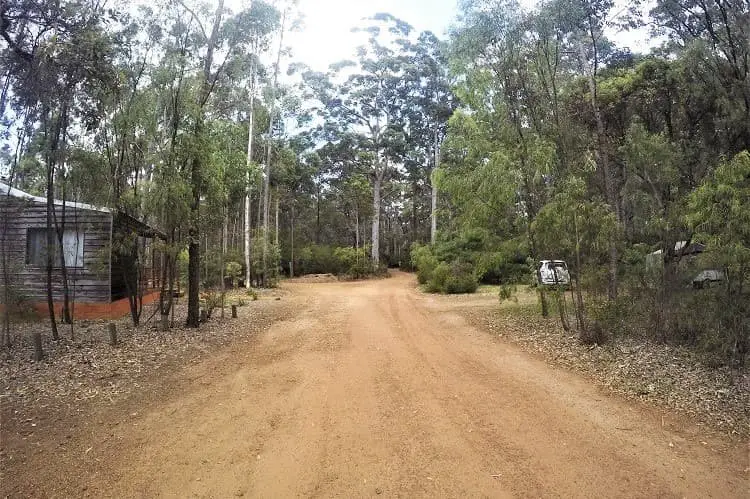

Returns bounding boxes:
[8,272,749,497]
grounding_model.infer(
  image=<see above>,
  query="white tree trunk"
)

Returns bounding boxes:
[262,5,288,284]
[244,65,256,288]
[371,174,381,266]
[290,205,295,277]
[430,127,440,245]
[221,211,226,318]
[355,208,359,250]
[274,192,279,247]
[430,176,438,245]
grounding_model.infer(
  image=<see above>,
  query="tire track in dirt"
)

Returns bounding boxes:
[5,272,747,498]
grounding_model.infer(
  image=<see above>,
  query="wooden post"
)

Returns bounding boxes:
[32,332,43,361]
[231,305,237,318]
[200,309,207,323]
[107,322,118,346]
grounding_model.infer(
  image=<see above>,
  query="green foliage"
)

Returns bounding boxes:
[332,246,371,279]
[411,244,439,285]
[685,151,750,366]
[498,284,518,304]
[225,261,243,288]
[444,262,479,294]
[412,245,478,294]
[296,245,340,275]
[425,262,451,293]
[201,290,223,319]
[296,244,376,279]
[411,231,528,290]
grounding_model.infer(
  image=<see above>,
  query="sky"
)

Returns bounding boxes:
[286,0,460,71]
[275,0,654,72]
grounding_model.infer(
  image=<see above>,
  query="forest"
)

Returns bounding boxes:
[1,0,748,368]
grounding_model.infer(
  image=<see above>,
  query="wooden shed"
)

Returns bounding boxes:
[0,182,165,319]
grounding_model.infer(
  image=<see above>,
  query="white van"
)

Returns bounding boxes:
[538,260,571,286]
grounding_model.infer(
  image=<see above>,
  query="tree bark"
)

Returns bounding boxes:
[430,127,439,245]
[371,172,382,266]
[573,211,586,331]
[45,126,59,340]
[274,191,279,248]
[221,210,226,319]
[262,5,288,286]
[244,60,256,288]
[186,0,225,328]
[290,205,295,277]
[578,32,618,301]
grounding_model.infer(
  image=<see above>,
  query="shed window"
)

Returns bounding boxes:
[26,229,84,268]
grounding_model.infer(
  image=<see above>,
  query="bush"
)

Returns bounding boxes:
[444,262,479,294]
[333,246,371,278]
[579,320,609,345]
[422,261,478,294]
[411,244,439,284]
[426,262,450,293]
[297,245,338,275]
[225,261,242,288]
[296,244,378,279]
[498,284,518,303]
[412,243,479,294]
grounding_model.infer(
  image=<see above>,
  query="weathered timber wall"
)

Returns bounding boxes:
[0,195,112,303]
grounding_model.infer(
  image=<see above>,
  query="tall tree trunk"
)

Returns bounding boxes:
[221,210,226,319]
[262,5,288,286]
[290,205,295,278]
[244,59,256,288]
[430,127,439,245]
[187,0,225,328]
[371,172,382,266]
[43,107,60,340]
[573,211,586,331]
[274,191,279,248]
[45,164,59,340]
[315,182,321,244]
[578,33,618,301]
[53,179,72,325]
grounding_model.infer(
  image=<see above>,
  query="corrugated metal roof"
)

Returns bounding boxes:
[0,182,111,213]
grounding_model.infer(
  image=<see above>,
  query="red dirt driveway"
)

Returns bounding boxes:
[3,272,748,497]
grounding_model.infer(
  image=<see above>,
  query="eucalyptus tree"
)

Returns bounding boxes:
[305,14,412,266]
[260,0,297,285]
[169,0,268,326]
[651,0,750,152]
[1,0,119,335]
[446,0,567,313]
[399,31,456,245]
[241,0,281,287]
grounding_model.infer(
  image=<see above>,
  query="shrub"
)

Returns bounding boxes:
[444,262,479,294]
[423,261,478,294]
[411,244,439,285]
[333,246,371,278]
[201,291,224,319]
[297,245,337,275]
[498,284,518,303]
[426,262,451,293]
[225,261,242,288]
[579,320,609,345]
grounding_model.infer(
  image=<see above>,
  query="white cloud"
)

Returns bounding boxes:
[284,0,458,71]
